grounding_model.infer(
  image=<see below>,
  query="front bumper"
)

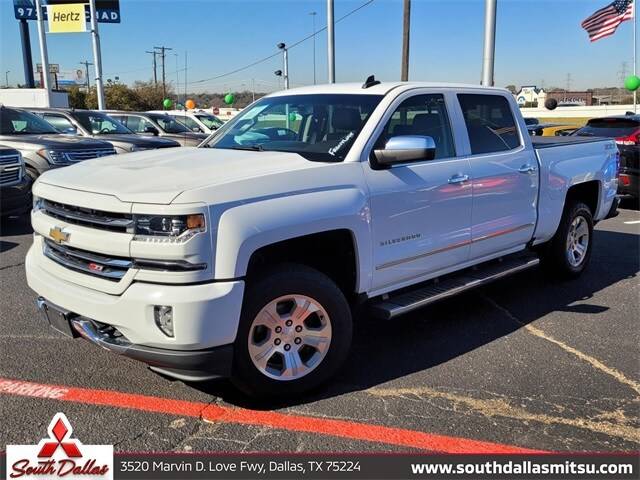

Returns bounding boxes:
[36,297,234,381]
[0,176,32,217]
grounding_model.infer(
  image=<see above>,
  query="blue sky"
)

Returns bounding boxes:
[0,0,638,93]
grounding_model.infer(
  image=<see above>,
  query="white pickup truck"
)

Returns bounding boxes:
[26,81,620,397]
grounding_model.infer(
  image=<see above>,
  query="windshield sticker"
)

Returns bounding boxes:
[328,131,355,156]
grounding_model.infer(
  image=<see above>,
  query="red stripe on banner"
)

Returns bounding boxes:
[0,377,543,454]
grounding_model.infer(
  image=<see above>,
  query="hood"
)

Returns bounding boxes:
[96,134,180,148]
[37,147,324,204]
[0,134,112,151]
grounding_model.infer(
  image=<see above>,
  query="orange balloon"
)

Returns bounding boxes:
[185,99,195,110]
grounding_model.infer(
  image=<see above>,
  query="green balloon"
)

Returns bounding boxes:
[624,75,640,92]
[163,98,173,108]
[224,93,235,105]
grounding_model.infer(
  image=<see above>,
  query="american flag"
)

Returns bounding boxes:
[581,0,634,42]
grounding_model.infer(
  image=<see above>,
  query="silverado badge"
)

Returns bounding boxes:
[49,226,69,244]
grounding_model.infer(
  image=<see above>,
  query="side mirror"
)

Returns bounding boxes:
[63,127,78,135]
[191,126,202,133]
[373,135,436,167]
[144,126,159,136]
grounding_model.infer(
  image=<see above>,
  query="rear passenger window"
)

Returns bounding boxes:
[379,94,455,159]
[457,94,520,154]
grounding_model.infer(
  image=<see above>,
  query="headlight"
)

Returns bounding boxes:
[36,149,68,165]
[132,214,205,243]
[33,195,44,211]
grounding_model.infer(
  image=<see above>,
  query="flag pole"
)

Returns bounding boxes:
[634,0,637,112]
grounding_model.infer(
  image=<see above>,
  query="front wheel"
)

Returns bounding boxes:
[231,264,352,397]
[540,201,594,278]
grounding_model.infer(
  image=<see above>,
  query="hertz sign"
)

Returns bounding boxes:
[48,3,86,32]
[13,0,121,24]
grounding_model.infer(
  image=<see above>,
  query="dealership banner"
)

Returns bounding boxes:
[3,453,638,479]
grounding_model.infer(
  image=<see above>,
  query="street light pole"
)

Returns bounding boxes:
[481,0,497,86]
[277,43,289,89]
[89,0,105,109]
[80,61,93,91]
[327,0,335,83]
[35,0,51,105]
[401,0,411,81]
[309,11,317,84]
[5,71,10,88]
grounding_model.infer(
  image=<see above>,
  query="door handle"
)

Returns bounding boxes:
[518,164,537,174]
[448,174,469,185]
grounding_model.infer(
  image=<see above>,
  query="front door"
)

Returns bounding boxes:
[364,92,473,293]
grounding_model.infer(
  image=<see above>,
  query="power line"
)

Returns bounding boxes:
[188,0,375,85]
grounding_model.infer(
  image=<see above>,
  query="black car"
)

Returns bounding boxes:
[107,111,209,147]
[0,146,32,217]
[571,115,639,199]
[0,106,116,182]
[28,108,181,153]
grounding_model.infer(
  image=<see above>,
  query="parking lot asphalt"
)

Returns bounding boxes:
[1,204,638,453]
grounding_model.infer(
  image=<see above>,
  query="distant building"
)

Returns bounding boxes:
[515,86,546,106]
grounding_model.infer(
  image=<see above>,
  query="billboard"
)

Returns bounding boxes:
[13,0,120,23]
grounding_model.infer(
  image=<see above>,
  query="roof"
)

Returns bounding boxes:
[267,81,508,97]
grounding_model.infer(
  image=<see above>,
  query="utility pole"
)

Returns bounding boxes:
[5,71,9,88]
[309,11,317,84]
[146,50,158,86]
[481,0,497,86]
[618,61,628,103]
[35,0,51,104]
[327,0,335,83]
[89,0,105,110]
[401,0,411,81]
[80,60,93,91]
[154,45,172,99]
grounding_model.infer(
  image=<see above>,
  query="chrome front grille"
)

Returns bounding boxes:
[42,199,133,233]
[0,153,22,186]
[50,148,116,163]
[44,240,132,281]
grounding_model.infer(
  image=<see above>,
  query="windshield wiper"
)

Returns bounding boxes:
[229,144,265,151]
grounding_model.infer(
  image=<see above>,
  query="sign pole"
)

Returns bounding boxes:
[327,0,335,83]
[19,19,35,88]
[34,0,51,105]
[89,0,105,110]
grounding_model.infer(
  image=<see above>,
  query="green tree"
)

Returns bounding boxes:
[67,86,87,109]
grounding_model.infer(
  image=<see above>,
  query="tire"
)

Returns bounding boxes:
[231,264,352,397]
[25,167,39,184]
[539,201,594,279]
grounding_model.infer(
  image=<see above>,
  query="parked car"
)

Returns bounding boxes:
[0,106,116,182]
[571,115,638,199]
[27,108,181,153]
[27,81,619,397]
[0,146,31,217]
[149,109,224,134]
[107,111,208,147]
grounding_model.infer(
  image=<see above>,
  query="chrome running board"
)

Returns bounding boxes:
[370,254,540,320]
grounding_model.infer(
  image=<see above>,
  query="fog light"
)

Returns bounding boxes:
[154,305,174,337]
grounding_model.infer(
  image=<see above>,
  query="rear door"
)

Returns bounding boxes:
[456,93,538,260]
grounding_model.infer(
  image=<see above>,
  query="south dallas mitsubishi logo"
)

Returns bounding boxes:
[6,413,113,479]
[49,227,69,244]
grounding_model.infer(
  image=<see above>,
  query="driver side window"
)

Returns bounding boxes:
[378,94,456,160]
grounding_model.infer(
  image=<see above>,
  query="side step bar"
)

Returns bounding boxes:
[370,254,540,320]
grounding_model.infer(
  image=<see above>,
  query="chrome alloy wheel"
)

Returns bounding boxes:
[247,295,332,381]
[566,215,590,267]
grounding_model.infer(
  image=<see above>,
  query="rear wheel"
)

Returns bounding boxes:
[232,264,352,397]
[539,201,594,278]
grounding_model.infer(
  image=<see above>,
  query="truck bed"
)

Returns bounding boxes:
[531,136,607,149]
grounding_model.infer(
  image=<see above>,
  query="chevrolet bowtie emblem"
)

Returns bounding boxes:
[49,226,69,244]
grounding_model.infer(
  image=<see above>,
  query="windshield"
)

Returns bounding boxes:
[195,113,223,129]
[148,114,190,134]
[573,119,639,138]
[0,108,59,135]
[205,94,383,161]
[72,111,132,135]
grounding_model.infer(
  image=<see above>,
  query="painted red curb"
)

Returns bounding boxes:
[0,377,543,454]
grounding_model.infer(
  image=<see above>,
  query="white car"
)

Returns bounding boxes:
[27,81,619,397]
[149,110,224,135]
